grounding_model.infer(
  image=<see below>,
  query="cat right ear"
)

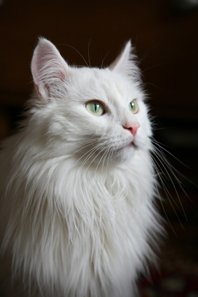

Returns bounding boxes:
[31,38,70,100]
[109,41,140,80]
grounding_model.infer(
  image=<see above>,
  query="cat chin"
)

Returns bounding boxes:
[113,143,138,163]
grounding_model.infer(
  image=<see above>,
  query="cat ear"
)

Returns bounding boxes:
[31,38,70,99]
[109,40,139,79]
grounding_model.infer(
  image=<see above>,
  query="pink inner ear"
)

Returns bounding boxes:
[109,41,140,80]
[109,41,132,71]
[58,70,66,81]
[31,38,69,83]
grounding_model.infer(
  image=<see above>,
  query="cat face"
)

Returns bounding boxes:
[30,39,152,166]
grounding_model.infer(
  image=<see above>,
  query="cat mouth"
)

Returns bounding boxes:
[130,140,138,149]
[114,139,138,154]
[123,137,138,148]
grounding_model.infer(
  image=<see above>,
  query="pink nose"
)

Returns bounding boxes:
[123,123,140,136]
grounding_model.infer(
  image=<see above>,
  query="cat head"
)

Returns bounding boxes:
[30,38,152,167]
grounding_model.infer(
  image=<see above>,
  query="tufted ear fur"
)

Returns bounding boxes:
[31,38,70,99]
[109,40,140,79]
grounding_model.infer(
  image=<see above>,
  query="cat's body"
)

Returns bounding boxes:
[0,39,161,297]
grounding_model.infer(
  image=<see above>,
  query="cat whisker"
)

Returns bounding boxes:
[151,138,188,229]
[95,145,111,172]
[104,147,114,171]
[74,136,109,157]
[74,140,98,154]
[71,137,104,157]
[154,185,177,235]
[80,140,111,171]
[153,142,188,203]
[152,154,185,232]
[77,142,106,170]
[100,50,111,68]
[87,39,92,67]
[88,143,111,170]
[77,145,100,167]
[63,43,89,67]
[152,138,187,168]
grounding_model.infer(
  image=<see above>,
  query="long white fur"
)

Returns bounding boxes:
[0,38,161,297]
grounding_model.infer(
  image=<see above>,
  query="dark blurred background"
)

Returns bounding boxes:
[0,0,198,296]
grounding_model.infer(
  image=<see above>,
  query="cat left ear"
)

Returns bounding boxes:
[31,38,70,100]
[109,41,139,79]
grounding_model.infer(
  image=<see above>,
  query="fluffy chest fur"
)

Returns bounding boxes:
[1,146,157,297]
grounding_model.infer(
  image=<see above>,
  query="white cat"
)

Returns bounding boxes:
[0,39,161,297]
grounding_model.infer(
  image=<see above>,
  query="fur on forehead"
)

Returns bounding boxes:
[66,66,144,104]
[31,38,141,101]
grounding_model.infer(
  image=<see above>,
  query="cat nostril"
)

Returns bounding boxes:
[123,123,140,136]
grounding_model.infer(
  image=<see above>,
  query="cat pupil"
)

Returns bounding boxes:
[94,104,99,111]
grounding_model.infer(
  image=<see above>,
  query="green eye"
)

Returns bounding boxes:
[129,99,139,114]
[86,101,105,116]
